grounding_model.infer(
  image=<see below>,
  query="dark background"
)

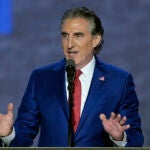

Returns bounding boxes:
[0,0,150,147]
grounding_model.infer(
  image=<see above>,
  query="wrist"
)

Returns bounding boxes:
[7,127,13,136]
[0,127,13,137]
[111,133,124,141]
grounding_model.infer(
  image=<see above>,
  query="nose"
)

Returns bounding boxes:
[67,36,74,50]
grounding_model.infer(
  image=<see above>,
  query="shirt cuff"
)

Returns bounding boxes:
[0,126,15,146]
[110,132,127,147]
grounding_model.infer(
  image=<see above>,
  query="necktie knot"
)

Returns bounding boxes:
[75,70,82,79]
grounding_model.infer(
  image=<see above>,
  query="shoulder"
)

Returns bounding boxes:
[30,58,66,77]
[34,59,65,73]
[95,56,132,80]
[102,62,130,76]
[102,62,135,83]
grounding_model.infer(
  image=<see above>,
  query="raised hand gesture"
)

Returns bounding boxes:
[0,103,14,137]
[100,112,130,141]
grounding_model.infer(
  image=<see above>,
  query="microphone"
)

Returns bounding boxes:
[65,59,75,83]
[65,59,75,147]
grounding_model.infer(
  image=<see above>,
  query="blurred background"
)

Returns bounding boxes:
[0,0,150,147]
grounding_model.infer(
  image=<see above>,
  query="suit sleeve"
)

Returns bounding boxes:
[118,74,144,147]
[9,71,41,147]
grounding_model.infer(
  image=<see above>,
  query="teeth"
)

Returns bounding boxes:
[69,51,77,54]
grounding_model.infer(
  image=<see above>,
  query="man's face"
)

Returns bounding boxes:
[61,18,101,69]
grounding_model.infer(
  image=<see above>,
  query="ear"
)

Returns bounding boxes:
[92,35,102,48]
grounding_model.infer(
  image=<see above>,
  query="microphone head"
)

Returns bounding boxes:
[65,59,75,83]
[65,59,75,71]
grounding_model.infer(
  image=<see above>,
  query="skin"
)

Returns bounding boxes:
[0,17,130,141]
[0,103,13,136]
[100,112,130,141]
[61,18,101,70]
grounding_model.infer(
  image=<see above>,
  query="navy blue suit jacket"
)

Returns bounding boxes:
[6,56,143,147]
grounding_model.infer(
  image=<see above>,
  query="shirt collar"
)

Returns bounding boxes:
[80,56,95,78]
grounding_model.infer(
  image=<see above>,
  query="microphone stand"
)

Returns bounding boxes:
[65,59,75,147]
[68,81,74,147]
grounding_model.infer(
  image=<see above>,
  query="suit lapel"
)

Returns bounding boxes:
[53,59,69,119]
[75,58,108,135]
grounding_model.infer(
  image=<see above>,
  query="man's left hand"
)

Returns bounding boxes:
[100,112,130,141]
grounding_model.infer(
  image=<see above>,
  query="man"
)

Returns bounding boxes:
[0,7,144,147]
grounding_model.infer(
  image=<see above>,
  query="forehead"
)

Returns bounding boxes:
[61,18,91,32]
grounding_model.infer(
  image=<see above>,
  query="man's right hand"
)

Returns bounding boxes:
[0,103,14,137]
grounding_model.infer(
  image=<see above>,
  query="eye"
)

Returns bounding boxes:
[61,32,68,39]
[74,32,84,38]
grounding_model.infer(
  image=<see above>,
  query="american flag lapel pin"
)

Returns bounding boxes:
[99,76,105,81]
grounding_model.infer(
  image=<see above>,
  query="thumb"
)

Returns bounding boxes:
[7,103,13,114]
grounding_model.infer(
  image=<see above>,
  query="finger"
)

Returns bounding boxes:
[115,114,121,122]
[100,114,107,122]
[110,112,116,120]
[120,116,127,125]
[7,103,13,114]
[122,124,130,131]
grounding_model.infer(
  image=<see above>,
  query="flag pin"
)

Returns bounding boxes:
[99,76,105,81]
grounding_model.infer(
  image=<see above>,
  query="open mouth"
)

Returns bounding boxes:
[68,50,78,56]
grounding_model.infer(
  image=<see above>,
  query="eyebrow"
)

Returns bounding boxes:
[61,31,84,36]
[61,32,68,36]
[74,32,84,36]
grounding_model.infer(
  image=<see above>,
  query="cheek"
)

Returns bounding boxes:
[62,40,66,48]
[84,42,94,53]
[62,41,68,53]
